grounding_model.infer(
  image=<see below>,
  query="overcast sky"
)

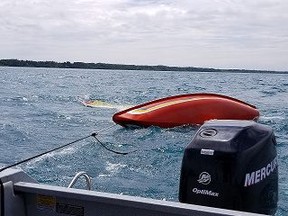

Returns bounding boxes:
[0,0,288,71]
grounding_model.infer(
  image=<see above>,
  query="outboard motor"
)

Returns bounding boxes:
[179,120,278,215]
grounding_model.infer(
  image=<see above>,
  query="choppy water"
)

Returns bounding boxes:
[0,67,287,215]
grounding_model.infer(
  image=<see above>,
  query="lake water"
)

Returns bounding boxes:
[0,67,287,215]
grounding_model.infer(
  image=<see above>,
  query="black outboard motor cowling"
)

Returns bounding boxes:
[179,120,278,215]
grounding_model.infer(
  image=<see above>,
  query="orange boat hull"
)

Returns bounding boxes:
[112,93,260,128]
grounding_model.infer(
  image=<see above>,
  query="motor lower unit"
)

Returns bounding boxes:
[179,120,278,215]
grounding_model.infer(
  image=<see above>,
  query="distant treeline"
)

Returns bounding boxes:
[0,59,285,74]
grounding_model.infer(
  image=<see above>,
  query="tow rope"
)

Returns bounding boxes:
[0,125,136,173]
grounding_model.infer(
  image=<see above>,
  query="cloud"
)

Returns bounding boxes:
[0,0,288,70]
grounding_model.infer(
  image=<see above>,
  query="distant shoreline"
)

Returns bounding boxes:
[0,59,286,74]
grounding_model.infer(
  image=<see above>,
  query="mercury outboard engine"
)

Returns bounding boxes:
[179,120,278,215]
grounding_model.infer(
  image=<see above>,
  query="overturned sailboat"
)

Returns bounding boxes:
[113,93,260,128]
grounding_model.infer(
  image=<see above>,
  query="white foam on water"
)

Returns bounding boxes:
[260,116,286,121]
[25,146,80,168]
[105,161,127,173]
[98,162,127,178]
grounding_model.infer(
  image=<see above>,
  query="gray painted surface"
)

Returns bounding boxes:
[0,168,265,216]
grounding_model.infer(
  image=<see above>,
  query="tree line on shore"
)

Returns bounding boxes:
[0,59,283,74]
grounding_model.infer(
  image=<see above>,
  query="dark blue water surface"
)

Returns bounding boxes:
[0,67,287,215]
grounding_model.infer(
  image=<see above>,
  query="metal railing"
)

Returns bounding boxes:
[68,171,92,190]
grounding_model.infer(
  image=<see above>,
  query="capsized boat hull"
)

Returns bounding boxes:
[112,93,260,128]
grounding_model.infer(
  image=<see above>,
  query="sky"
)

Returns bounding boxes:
[0,0,288,71]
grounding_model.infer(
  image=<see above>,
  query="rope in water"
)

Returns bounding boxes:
[0,124,136,173]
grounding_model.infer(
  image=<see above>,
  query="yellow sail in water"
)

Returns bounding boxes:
[82,100,113,108]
